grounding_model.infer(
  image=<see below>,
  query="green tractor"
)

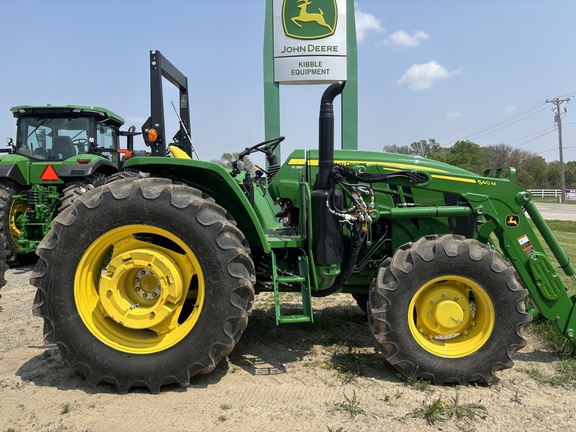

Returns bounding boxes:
[31,52,576,393]
[0,105,140,264]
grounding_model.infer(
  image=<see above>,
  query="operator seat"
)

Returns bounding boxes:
[52,136,76,159]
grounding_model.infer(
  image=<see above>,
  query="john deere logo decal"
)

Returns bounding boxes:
[506,215,520,228]
[283,0,337,40]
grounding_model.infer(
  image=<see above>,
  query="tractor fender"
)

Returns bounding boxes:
[58,157,119,179]
[123,157,271,253]
[0,162,27,185]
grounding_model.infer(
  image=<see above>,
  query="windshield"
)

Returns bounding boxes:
[16,116,90,161]
[96,122,120,165]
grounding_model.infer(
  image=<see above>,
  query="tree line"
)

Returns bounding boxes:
[383,139,576,190]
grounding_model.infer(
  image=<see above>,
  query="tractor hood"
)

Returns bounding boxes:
[286,149,479,178]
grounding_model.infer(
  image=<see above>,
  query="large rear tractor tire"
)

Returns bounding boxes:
[58,173,108,213]
[368,234,531,385]
[0,180,27,264]
[31,177,256,393]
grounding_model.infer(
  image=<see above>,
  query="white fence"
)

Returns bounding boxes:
[529,189,576,201]
[528,189,562,198]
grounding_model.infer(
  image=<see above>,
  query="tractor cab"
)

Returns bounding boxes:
[0,105,133,264]
[8,105,125,166]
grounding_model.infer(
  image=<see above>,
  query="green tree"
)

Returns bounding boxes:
[515,155,548,188]
[564,161,576,188]
[382,144,411,155]
[545,160,576,189]
[438,140,489,174]
[384,139,443,158]
[409,138,443,158]
[546,161,561,189]
[484,143,548,188]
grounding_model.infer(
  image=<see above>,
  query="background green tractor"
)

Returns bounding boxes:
[31,53,576,393]
[0,105,140,264]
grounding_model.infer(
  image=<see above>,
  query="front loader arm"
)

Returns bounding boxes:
[465,191,576,343]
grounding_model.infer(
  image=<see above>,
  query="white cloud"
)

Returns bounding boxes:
[504,104,517,112]
[384,30,429,50]
[397,61,463,90]
[446,112,463,118]
[355,4,383,42]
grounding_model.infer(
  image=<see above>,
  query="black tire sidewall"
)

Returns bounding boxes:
[0,181,25,262]
[45,179,253,383]
[370,236,527,382]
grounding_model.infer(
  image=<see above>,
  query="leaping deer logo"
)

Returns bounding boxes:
[506,215,520,227]
[291,0,334,33]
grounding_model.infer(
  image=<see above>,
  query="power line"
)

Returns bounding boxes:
[536,147,560,155]
[509,121,576,148]
[444,92,576,147]
[465,106,550,142]
[512,127,557,148]
[443,102,548,146]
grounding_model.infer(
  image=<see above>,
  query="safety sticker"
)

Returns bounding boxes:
[518,234,535,255]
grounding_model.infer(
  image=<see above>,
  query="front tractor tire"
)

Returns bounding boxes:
[368,235,531,385]
[31,177,256,393]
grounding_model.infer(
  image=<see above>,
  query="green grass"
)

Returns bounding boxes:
[523,219,576,386]
[531,196,576,204]
[530,220,576,293]
[335,390,365,418]
[410,393,487,425]
[60,403,71,415]
[322,344,361,383]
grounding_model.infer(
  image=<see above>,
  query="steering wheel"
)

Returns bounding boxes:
[238,136,285,159]
[232,136,285,178]
[72,138,88,152]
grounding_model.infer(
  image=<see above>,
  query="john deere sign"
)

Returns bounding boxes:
[274,0,347,84]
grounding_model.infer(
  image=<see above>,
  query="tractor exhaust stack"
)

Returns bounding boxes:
[311,82,345,267]
[315,81,346,191]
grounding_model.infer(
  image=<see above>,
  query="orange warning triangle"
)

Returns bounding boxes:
[40,164,59,181]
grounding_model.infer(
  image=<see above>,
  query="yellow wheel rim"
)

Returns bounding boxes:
[9,197,26,243]
[408,275,494,358]
[75,224,204,354]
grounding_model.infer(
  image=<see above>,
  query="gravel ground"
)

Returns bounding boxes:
[533,202,576,221]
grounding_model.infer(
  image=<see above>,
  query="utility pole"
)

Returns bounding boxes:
[546,97,570,203]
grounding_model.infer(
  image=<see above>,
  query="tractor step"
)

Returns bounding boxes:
[277,314,312,324]
[271,251,313,325]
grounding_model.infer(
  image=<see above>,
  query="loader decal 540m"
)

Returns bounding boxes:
[31,51,576,393]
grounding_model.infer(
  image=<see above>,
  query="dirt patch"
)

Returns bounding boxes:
[1,265,575,432]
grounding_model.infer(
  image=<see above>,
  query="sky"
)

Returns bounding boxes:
[2,0,575,166]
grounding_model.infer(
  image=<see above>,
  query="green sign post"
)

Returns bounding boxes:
[264,0,358,159]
